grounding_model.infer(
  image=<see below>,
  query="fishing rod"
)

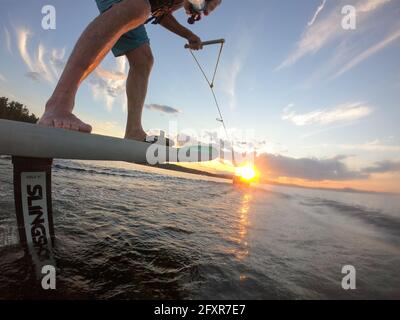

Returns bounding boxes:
[184,38,237,166]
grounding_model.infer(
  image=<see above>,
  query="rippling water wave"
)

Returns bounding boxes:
[0,158,399,299]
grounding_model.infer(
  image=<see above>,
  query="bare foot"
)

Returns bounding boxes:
[39,110,92,133]
[125,129,147,142]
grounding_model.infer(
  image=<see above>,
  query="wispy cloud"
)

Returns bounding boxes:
[4,27,12,54]
[276,0,393,70]
[95,67,126,81]
[220,53,244,110]
[337,139,400,153]
[357,0,392,13]
[282,102,373,126]
[308,0,327,26]
[219,25,253,109]
[17,28,34,71]
[145,103,180,115]
[299,122,356,139]
[36,43,54,83]
[14,25,128,111]
[89,78,121,112]
[0,73,6,82]
[89,56,128,111]
[332,28,400,78]
[49,48,66,77]
[16,27,65,84]
[276,5,342,70]
[283,103,295,114]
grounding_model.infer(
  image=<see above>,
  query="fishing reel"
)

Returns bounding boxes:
[188,12,202,25]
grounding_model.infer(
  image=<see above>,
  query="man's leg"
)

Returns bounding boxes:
[39,0,151,132]
[124,44,154,141]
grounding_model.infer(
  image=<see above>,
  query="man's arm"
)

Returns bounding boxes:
[159,13,203,50]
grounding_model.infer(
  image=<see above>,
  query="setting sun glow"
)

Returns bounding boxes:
[235,165,257,182]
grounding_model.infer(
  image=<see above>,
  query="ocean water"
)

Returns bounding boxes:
[0,157,399,300]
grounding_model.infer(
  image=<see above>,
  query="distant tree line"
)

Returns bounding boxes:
[0,97,39,123]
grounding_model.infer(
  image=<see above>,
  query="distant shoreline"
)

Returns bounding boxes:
[153,163,234,180]
[152,163,399,196]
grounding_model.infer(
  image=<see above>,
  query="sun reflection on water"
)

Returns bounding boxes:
[234,192,252,262]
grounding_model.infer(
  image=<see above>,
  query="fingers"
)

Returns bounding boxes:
[190,43,203,50]
[189,42,203,50]
[188,35,203,50]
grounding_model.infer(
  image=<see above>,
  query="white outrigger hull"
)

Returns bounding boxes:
[0,119,218,164]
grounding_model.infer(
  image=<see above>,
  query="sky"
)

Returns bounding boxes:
[0,0,399,193]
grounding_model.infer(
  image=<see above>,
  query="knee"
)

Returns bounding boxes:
[127,46,154,74]
[142,47,154,71]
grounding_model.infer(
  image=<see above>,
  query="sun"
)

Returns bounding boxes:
[235,164,257,182]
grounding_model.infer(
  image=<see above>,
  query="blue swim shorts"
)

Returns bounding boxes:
[95,0,150,57]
